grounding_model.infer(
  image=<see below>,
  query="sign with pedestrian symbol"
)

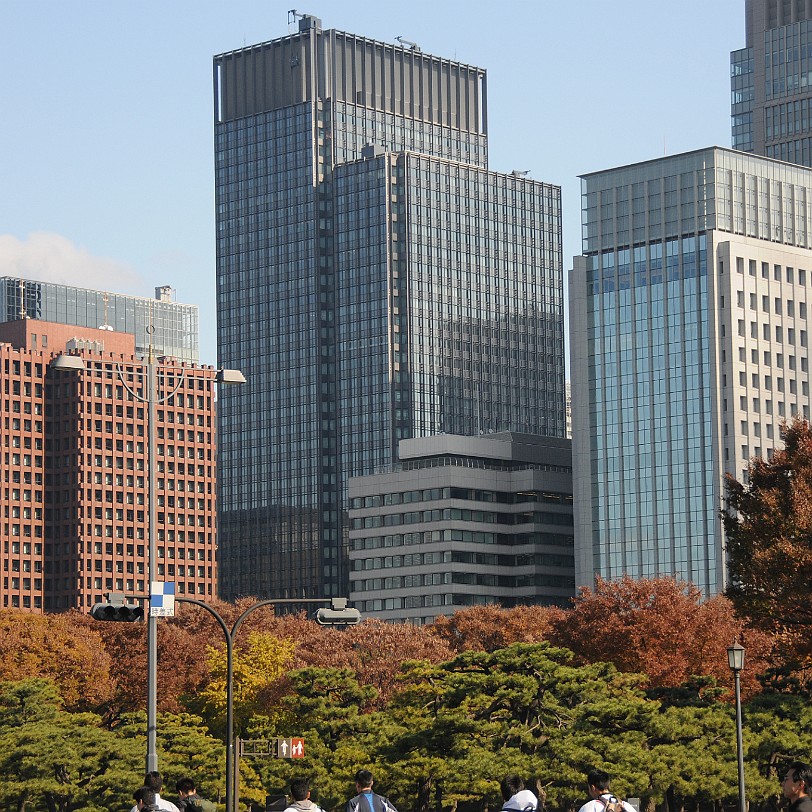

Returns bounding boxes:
[276,738,305,758]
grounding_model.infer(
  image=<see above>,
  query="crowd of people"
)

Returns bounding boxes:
[129,760,812,812]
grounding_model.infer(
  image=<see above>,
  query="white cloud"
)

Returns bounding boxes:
[0,232,143,294]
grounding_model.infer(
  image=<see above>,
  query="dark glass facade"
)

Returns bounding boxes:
[0,277,198,362]
[215,17,565,599]
[731,0,812,164]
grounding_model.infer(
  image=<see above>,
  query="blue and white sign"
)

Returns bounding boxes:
[149,581,176,617]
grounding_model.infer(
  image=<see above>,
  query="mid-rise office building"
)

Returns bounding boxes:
[0,277,199,362]
[214,16,565,599]
[348,433,574,624]
[0,318,218,612]
[570,147,812,596]
[731,0,812,164]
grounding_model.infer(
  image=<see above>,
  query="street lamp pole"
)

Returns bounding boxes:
[175,596,359,812]
[51,350,245,774]
[727,641,746,812]
[145,348,158,772]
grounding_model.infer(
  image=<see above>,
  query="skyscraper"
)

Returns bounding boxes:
[0,318,218,612]
[570,147,812,596]
[214,15,565,599]
[731,0,812,164]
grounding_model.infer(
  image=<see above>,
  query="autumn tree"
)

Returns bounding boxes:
[429,604,563,654]
[549,576,772,697]
[723,416,812,661]
[0,610,114,712]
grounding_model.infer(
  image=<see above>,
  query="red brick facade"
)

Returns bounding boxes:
[0,319,218,611]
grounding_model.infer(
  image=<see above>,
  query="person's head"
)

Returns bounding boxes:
[782,762,812,802]
[501,777,525,802]
[144,771,164,793]
[134,787,157,811]
[355,770,374,792]
[290,778,311,802]
[586,769,611,798]
[176,778,197,799]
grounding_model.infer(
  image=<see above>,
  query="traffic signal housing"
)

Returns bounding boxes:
[90,599,144,622]
[315,598,361,626]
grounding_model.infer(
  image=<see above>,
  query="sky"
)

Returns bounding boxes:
[1,0,744,366]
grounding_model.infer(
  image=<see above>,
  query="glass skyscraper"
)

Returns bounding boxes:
[571,147,812,596]
[0,277,199,362]
[731,0,812,164]
[214,15,565,599]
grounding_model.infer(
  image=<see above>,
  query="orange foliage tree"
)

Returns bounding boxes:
[429,604,563,653]
[0,610,114,711]
[548,576,772,698]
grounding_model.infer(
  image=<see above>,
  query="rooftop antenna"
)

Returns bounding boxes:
[395,36,421,52]
[17,278,26,319]
[99,292,113,331]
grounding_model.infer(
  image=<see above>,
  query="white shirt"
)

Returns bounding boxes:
[578,795,636,812]
[130,793,181,812]
[503,791,538,812]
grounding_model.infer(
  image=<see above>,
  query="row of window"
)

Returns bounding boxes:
[351,487,572,510]
[351,508,574,530]
[351,529,575,550]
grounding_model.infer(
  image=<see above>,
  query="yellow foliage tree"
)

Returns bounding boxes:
[196,632,294,735]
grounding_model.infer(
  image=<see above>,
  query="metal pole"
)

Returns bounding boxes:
[173,597,344,812]
[226,628,235,812]
[146,349,158,773]
[734,669,746,812]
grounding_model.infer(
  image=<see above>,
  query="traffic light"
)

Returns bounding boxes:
[90,596,144,622]
[315,598,361,626]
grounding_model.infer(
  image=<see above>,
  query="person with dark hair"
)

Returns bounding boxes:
[133,787,158,812]
[577,769,635,812]
[284,778,324,812]
[782,761,812,812]
[176,777,216,812]
[130,772,180,812]
[501,776,538,812]
[346,770,398,812]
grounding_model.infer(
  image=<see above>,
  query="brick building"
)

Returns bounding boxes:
[0,318,218,611]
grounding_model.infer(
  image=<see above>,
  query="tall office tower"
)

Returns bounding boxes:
[214,15,565,599]
[0,318,218,612]
[570,147,812,597]
[0,278,199,362]
[731,0,812,164]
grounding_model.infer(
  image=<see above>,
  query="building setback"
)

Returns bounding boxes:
[348,433,574,624]
[570,147,812,596]
[214,15,565,599]
[731,0,812,165]
[0,319,218,612]
[0,277,199,363]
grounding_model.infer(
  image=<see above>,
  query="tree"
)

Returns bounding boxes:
[723,416,812,658]
[0,611,114,712]
[550,576,772,697]
[193,632,294,737]
[0,678,143,812]
[428,605,563,654]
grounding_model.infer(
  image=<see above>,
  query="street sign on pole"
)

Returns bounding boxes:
[276,738,305,758]
[150,581,176,617]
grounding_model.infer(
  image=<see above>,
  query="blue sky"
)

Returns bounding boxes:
[1,0,743,365]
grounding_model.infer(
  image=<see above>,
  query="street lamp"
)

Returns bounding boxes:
[50,350,244,773]
[176,596,359,812]
[727,641,746,812]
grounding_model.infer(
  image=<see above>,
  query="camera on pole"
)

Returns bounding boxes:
[315,597,361,626]
[90,592,144,622]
